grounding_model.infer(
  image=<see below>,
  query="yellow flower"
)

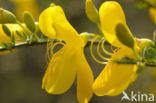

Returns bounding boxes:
[93,1,142,96]
[39,4,94,103]
[10,0,40,21]
[149,7,156,24]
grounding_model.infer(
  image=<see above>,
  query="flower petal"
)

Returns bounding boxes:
[11,0,39,21]
[76,48,94,103]
[93,47,138,96]
[149,8,156,24]
[39,5,84,47]
[99,1,127,47]
[38,7,57,39]
[42,46,77,94]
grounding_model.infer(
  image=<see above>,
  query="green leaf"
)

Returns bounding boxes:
[135,1,149,8]
[154,31,156,48]
[2,24,11,37]
[0,8,17,23]
[144,47,156,61]
[116,23,134,49]
[11,33,15,43]
[24,11,36,33]
[16,30,26,40]
[0,43,7,48]
[41,34,48,39]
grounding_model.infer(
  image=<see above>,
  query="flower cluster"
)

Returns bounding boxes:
[0,0,155,103]
[38,0,156,103]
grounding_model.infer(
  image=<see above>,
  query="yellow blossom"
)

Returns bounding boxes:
[149,7,156,24]
[10,0,40,21]
[39,4,93,103]
[93,1,143,96]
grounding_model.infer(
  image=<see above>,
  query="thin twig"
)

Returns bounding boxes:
[0,39,155,67]
[114,59,156,67]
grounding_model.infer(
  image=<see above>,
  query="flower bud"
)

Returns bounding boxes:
[50,3,56,7]
[0,8,17,23]
[116,22,134,49]
[85,0,99,23]
[24,11,36,32]
[136,62,145,74]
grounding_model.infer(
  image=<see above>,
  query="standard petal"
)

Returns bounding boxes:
[99,1,127,47]
[42,46,77,94]
[38,7,57,39]
[39,5,85,47]
[93,48,138,96]
[76,48,94,103]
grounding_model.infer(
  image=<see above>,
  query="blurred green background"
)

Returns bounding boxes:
[0,0,155,103]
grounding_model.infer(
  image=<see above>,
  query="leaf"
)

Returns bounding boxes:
[135,1,149,8]
[0,43,7,48]
[16,30,26,40]
[24,11,36,33]
[2,24,11,37]
[116,23,134,49]
[11,33,15,43]
[144,47,156,61]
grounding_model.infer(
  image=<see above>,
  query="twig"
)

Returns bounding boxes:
[0,39,110,51]
[115,59,156,67]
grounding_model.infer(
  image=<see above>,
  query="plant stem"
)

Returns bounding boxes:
[16,20,29,35]
[114,59,156,67]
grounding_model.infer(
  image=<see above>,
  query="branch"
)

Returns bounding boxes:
[0,39,48,51]
[0,39,108,52]
[1,39,155,68]
[114,59,156,67]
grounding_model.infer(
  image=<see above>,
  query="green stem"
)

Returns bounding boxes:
[132,47,142,60]
[114,59,156,67]
[96,23,104,37]
[16,20,29,35]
